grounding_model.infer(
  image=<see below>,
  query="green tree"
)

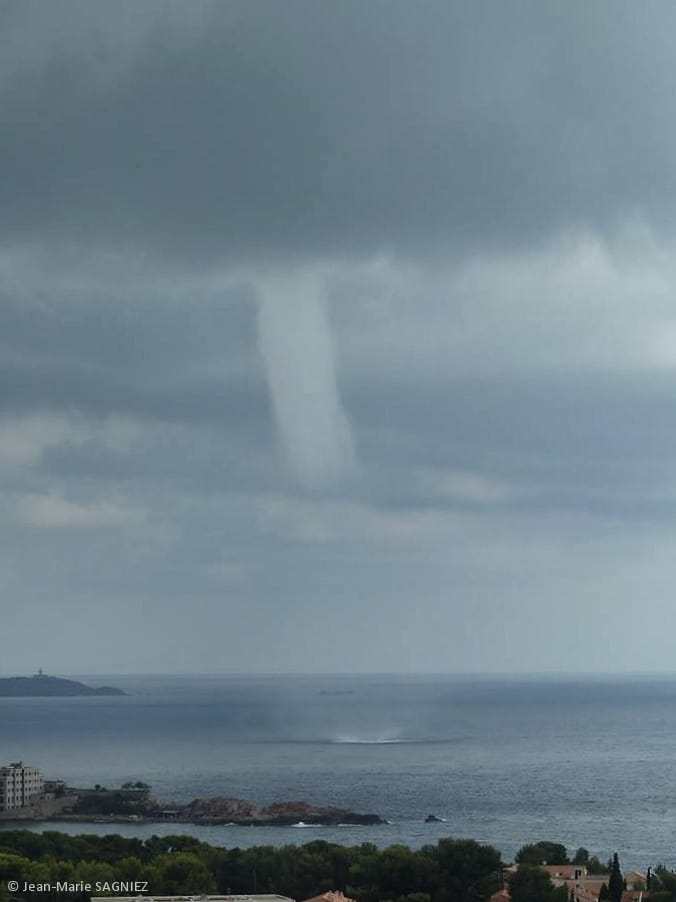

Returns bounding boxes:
[515,843,570,866]
[154,852,216,895]
[608,854,623,902]
[347,843,380,902]
[378,845,422,899]
[654,867,676,902]
[433,838,502,902]
[76,860,117,892]
[510,866,568,902]
[0,852,32,886]
[587,858,608,875]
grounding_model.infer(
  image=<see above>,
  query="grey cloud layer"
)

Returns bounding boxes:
[3,2,676,672]
[4,1,676,262]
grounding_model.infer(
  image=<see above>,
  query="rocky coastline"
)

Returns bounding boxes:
[160,797,385,825]
[28,790,385,826]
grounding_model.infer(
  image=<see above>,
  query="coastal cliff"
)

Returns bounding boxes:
[0,675,125,697]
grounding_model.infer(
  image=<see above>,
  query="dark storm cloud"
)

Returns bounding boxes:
[0,354,268,424]
[3,1,676,262]
[5,1,676,673]
[0,262,257,362]
[0,268,265,423]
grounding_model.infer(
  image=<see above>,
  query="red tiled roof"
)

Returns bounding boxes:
[490,890,511,902]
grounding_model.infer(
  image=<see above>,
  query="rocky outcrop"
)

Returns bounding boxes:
[259,800,384,825]
[176,797,259,821]
[42,786,385,827]
[156,797,385,825]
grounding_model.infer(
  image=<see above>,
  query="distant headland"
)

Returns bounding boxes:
[0,671,125,697]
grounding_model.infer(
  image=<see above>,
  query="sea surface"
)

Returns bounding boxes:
[1,672,676,869]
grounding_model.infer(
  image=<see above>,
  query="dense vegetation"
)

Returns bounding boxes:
[509,865,568,902]
[0,832,501,902]
[1,832,674,902]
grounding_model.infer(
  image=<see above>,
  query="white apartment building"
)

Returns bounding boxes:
[0,761,44,811]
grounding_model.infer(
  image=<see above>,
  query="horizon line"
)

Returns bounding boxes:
[3,669,676,679]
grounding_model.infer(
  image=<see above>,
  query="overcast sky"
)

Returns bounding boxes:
[3,1,676,674]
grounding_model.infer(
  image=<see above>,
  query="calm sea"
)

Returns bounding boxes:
[1,673,676,869]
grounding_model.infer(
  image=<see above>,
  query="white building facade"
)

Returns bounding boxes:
[0,762,44,811]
